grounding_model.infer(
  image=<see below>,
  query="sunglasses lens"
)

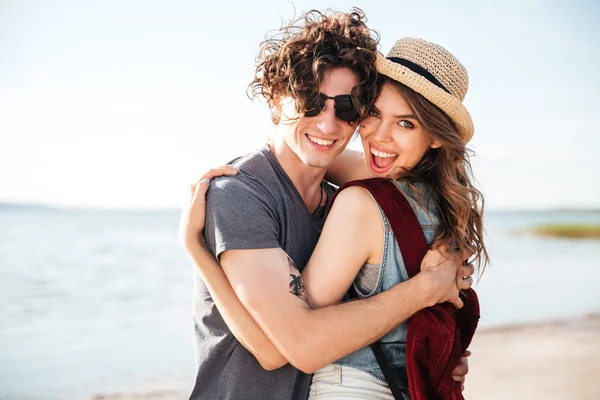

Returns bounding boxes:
[335,96,361,122]
[337,110,360,122]
[304,94,326,117]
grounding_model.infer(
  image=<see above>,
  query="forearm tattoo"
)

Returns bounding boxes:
[287,256,308,305]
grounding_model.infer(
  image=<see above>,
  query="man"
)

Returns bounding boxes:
[188,9,472,400]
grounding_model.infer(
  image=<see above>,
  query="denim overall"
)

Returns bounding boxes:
[334,180,440,381]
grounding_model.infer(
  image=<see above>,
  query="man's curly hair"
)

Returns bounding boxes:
[248,8,380,124]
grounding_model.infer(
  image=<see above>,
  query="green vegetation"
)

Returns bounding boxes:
[531,224,600,239]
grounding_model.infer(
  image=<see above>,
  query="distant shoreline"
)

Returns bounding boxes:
[476,312,600,333]
[0,202,178,213]
[2,202,600,214]
[515,224,600,239]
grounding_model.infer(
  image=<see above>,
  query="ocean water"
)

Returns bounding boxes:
[0,206,599,399]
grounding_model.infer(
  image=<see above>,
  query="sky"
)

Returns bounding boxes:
[1,0,599,210]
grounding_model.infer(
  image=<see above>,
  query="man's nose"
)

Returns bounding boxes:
[315,100,337,135]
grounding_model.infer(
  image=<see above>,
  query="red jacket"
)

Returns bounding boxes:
[333,178,479,400]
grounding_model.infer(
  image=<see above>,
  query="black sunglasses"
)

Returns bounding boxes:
[304,93,364,122]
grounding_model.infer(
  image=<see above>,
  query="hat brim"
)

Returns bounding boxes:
[375,53,474,143]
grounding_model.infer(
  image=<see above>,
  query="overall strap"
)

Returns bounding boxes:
[328,178,430,400]
[347,287,408,399]
[327,178,428,277]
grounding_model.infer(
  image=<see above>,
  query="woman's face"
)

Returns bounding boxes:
[359,82,441,177]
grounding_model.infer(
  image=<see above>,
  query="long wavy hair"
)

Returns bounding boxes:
[248,8,379,124]
[381,76,489,275]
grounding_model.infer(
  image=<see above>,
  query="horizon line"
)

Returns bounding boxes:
[1,201,599,214]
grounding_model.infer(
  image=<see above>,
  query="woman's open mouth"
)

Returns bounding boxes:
[368,145,398,174]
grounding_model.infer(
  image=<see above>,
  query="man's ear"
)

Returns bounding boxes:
[270,95,288,124]
[270,95,280,111]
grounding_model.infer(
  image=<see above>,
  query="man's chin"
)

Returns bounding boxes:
[297,145,341,169]
[301,155,334,169]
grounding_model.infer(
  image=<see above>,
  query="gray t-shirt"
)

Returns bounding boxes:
[189,145,334,400]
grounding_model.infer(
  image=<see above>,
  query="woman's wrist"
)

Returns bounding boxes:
[184,229,207,251]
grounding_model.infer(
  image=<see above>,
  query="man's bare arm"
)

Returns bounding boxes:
[221,246,471,374]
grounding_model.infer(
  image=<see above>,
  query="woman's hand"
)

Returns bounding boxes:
[179,165,239,250]
[452,350,471,391]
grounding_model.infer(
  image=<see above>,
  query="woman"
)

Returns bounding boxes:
[181,37,488,399]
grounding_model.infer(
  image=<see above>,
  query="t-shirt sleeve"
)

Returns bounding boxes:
[204,175,280,259]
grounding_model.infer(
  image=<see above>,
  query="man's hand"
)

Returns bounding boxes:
[419,245,474,308]
[452,350,471,392]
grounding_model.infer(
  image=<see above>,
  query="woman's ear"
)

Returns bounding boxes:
[430,139,442,149]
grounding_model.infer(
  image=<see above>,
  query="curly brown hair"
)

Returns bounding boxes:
[248,8,379,124]
[380,76,489,276]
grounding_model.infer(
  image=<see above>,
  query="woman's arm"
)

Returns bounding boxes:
[302,186,384,308]
[302,186,473,387]
[325,148,370,185]
[180,167,287,371]
[184,239,288,370]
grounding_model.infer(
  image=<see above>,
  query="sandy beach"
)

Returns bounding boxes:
[89,313,600,400]
[464,313,600,400]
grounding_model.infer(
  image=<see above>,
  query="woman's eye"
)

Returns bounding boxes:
[367,109,380,118]
[399,120,414,128]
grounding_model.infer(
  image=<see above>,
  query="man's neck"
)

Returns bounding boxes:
[269,135,326,210]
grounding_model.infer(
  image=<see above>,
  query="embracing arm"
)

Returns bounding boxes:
[219,187,444,374]
[184,239,288,370]
[180,168,287,371]
[221,246,436,374]
[325,148,369,185]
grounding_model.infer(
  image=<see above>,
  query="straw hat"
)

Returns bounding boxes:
[375,37,474,143]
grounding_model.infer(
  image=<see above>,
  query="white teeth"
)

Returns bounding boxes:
[370,147,398,158]
[308,135,334,146]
